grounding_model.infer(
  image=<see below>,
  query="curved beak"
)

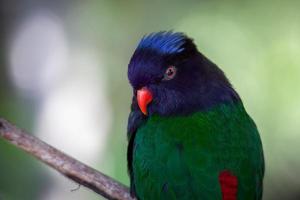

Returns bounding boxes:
[137,87,153,115]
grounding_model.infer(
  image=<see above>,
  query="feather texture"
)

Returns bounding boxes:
[132,102,264,199]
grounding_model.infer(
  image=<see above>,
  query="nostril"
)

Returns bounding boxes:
[134,85,143,91]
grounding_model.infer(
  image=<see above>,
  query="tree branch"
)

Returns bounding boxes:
[0,118,134,200]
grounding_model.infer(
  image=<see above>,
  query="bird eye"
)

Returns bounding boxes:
[163,66,177,81]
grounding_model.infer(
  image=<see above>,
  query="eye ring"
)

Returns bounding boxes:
[163,66,177,81]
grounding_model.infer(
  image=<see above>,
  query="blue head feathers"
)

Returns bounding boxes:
[135,31,197,57]
[137,31,187,55]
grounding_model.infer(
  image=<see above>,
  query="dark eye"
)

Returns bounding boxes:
[163,66,177,81]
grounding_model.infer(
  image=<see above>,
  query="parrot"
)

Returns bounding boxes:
[126,31,264,200]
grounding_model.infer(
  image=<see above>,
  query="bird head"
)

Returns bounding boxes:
[128,31,239,116]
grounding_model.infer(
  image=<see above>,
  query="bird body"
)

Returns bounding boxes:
[132,102,263,199]
[127,31,264,200]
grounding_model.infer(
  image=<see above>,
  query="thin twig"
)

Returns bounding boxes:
[0,118,134,200]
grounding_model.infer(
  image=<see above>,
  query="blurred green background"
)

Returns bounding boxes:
[1,0,300,200]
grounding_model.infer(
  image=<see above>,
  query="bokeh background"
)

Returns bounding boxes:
[1,0,300,199]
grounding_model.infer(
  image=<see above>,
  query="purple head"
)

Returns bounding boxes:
[128,31,240,116]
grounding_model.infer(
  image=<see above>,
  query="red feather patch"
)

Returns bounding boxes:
[219,170,238,200]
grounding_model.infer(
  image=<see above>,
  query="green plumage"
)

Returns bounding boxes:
[132,102,264,200]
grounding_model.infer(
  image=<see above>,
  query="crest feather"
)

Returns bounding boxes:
[137,31,191,55]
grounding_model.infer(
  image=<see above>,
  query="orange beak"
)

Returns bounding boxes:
[137,87,153,115]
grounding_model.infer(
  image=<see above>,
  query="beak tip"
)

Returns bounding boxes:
[137,87,153,116]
